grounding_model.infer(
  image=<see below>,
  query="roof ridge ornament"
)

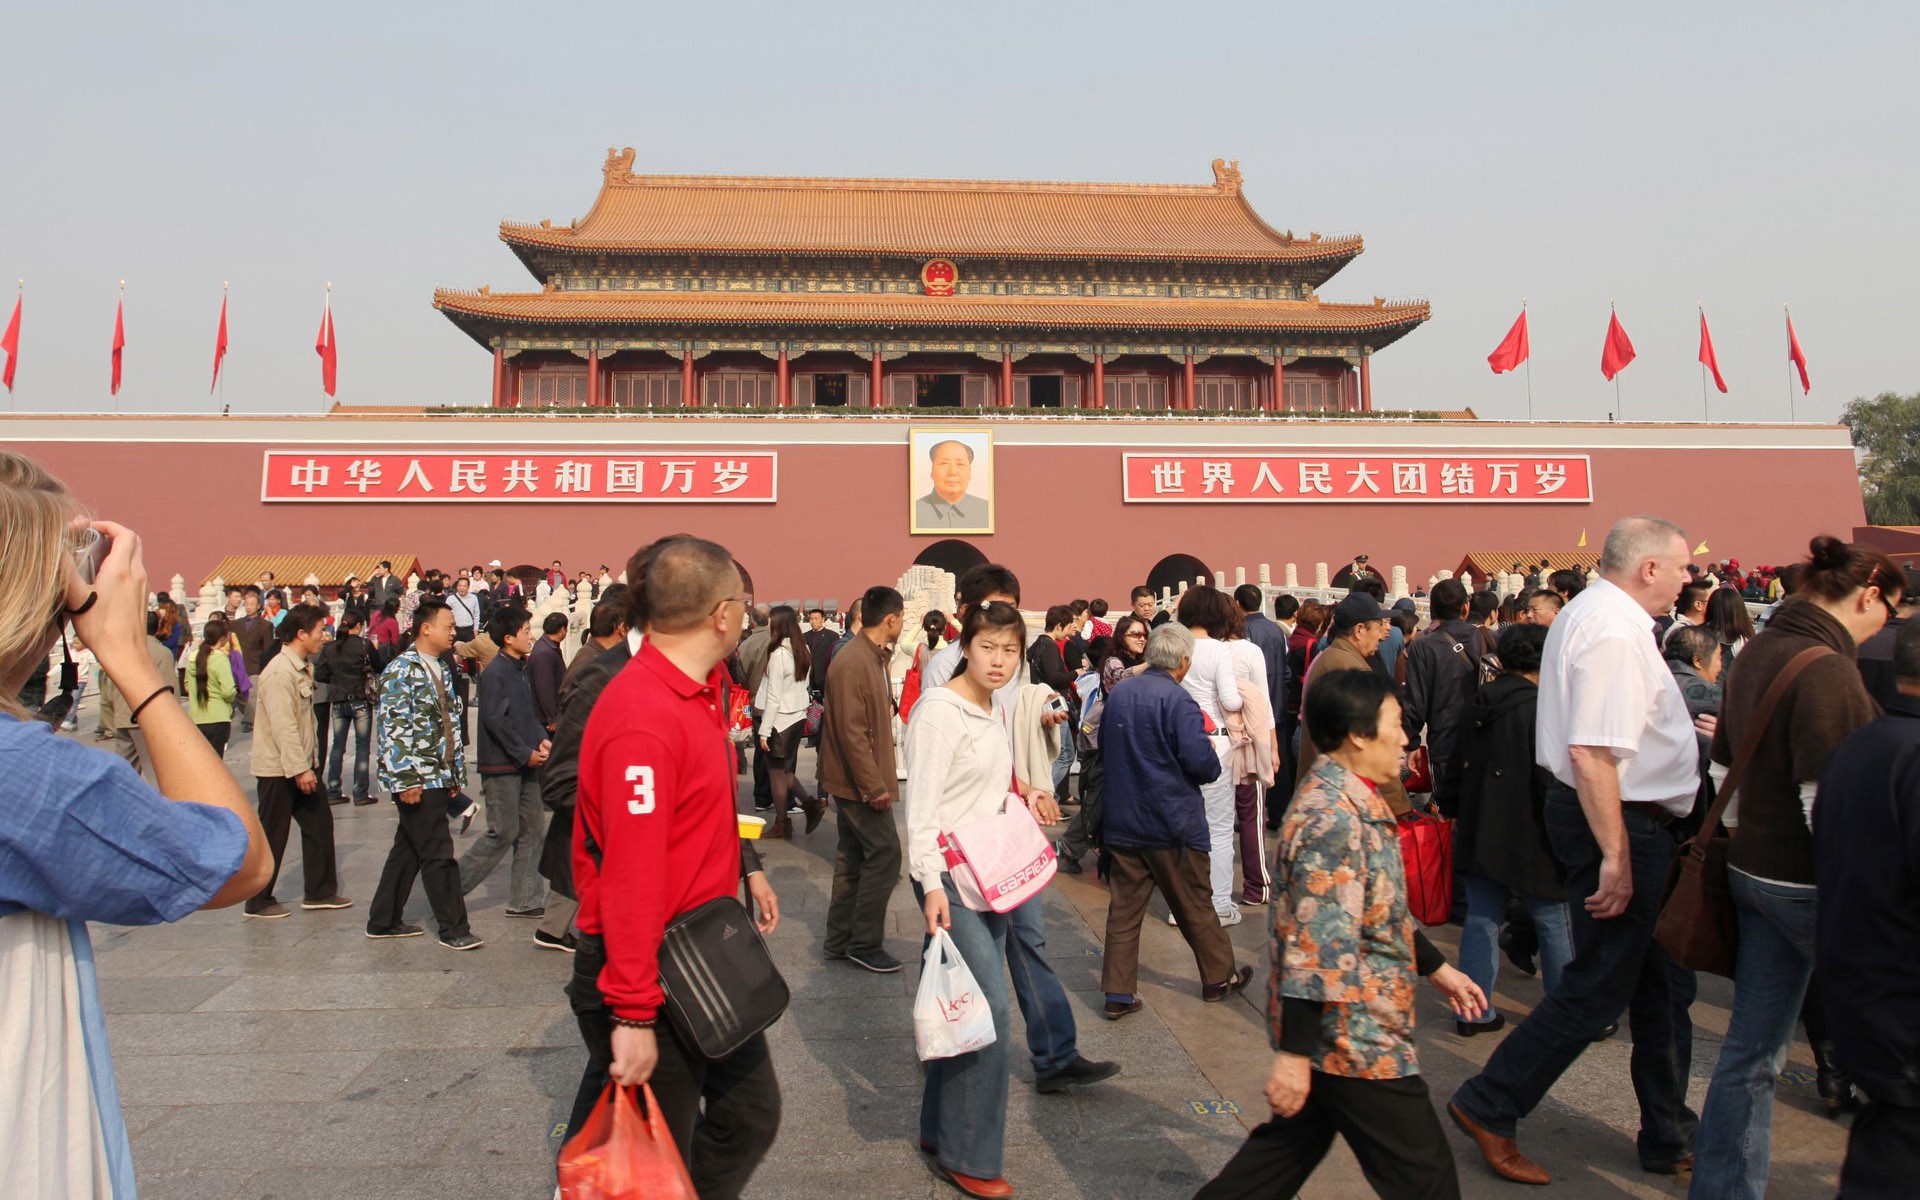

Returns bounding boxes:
[1211,158,1242,194]
[604,146,638,186]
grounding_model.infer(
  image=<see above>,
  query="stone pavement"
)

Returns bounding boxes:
[89,725,1848,1199]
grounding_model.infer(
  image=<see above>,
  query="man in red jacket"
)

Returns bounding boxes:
[567,535,780,1199]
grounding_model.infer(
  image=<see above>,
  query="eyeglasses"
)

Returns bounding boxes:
[1872,585,1899,623]
[710,595,744,617]
[1124,630,1148,640]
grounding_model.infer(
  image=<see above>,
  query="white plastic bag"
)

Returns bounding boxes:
[912,928,997,1061]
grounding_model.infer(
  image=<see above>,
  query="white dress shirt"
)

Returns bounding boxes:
[1536,576,1700,814]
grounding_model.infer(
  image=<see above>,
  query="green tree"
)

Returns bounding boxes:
[1842,390,1920,525]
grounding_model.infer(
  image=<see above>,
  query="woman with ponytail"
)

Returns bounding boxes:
[1690,535,1903,1199]
[186,612,241,758]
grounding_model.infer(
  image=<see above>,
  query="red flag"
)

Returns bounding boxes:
[210,292,229,394]
[110,295,125,396]
[1787,311,1810,394]
[1698,309,1728,393]
[1487,308,1530,374]
[1600,309,1636,381]
[1,293,19,393]
[314,293,337,396]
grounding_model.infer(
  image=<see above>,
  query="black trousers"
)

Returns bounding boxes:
[313,701,331,785]
[1843,1101,1920,1199]
[822,797,901,958]
[1196,1072,1460,1200]
[750,714,773,808]
[367,786,471,937]
[196,721,230,760]
[565,932,780,1200]
[247,774,340,912]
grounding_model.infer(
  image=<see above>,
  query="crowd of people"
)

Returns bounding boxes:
[6,437,1920,1198]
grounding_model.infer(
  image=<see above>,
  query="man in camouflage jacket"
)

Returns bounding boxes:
[366,600,478,947]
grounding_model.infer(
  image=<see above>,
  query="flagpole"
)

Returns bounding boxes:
[1698,303,1709,421]
[219,281,227,414]
[1785,304,1797,423]
[9,278,18,412]
[1523,298,1533,420]
[115,280,124,414]
[323,282,331,412]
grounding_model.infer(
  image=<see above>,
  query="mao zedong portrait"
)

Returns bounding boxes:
[914,438,990,530]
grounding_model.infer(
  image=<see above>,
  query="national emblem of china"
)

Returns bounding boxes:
[921,259,958,297]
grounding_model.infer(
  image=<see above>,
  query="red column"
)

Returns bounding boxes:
[491,347,505,408]
[1091,356,1105,409]
[1182,353,1196,410]
[776,347,790,408]
[1000,350,1013,408]
[682,349,697,408]
[1359,356,1372,411]
[587,349,600,408]
[871,350,884,408]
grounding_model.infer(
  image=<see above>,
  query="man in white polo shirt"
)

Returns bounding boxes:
[1450,516,1703,1186]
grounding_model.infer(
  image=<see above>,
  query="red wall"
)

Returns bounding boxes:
[18,427,1867,605]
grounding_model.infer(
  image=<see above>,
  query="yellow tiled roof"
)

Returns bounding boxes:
[200,554,419,590]
[499,152,1362,264]
[1455,551,1595,580]
[433,288,1430,335]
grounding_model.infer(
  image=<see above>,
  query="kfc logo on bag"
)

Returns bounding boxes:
[942,991,976,1024]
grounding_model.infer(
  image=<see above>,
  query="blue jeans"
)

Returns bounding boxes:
[326,700,372,800]
[1006,891,1079,1075]
[1458,874,1573,1023]
[1453,787,1697,1167]
[1050,723,1076,797]
[914,877,1012,1180]
[1687,869,1816,1200]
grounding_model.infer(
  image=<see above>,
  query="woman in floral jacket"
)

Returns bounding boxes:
[1199,669,1486,1200]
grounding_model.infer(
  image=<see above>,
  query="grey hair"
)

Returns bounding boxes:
[1145,621,1195,671]
[1599,515,1689,576]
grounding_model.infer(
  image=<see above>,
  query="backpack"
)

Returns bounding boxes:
[1073,670,1104,752]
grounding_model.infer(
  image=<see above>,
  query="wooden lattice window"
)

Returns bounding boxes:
[518,370,588,408]
[1104,376,1169,411]
[1285,378,1336,412]
[962,377,988,408]
[1196,376,1255,412]
[703,372,775,408]
[609,373,681,408]
[888,376,916,407]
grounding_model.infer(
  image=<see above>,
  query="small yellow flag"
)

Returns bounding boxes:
[1694,541,1710,556]
[1577,529,1588,548]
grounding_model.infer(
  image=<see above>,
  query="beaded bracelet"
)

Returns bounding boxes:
[610,1016,657,1030]
[128,685,174,724]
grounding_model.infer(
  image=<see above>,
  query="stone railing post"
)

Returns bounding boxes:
[1314,562,1329,589]
[1391,566,1408,599]
[1259,563,1272,586]
[1284,563,1298,588]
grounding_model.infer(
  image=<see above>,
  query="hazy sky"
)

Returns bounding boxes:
[3,1,1913,424]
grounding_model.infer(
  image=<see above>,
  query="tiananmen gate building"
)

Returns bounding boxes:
[4,154,1870,602]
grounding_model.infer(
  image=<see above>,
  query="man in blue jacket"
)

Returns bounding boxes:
[457,607,552,917]
[1097,621,1252,1020]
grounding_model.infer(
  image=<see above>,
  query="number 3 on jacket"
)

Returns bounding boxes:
[626,765,656,815]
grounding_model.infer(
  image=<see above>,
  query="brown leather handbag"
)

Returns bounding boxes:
[1655,644,1832,977]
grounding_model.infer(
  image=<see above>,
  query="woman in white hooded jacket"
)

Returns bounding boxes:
[905,601,1032,1200]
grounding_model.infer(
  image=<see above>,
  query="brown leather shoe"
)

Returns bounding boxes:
[1447,1102,1550,1186]
[802,798,826,835]
[1201,965,1254,1003]
[763,815,792,840]
[937,1166,1014,1198]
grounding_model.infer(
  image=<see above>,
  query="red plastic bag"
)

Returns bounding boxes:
[558,1083,696,1200]
[1397,809,1454,927]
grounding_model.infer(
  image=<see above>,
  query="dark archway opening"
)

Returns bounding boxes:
[1144,553,1212,602]
[914,539,988,581]
[917,374,964,408]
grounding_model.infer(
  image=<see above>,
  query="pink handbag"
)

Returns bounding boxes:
[938,793,1058,913]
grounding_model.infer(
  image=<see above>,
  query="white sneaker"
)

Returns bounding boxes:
[1217,907,1244,927]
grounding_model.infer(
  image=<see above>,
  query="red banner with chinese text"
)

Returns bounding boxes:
[262,451,777,503]
[1121,454,1592,504]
